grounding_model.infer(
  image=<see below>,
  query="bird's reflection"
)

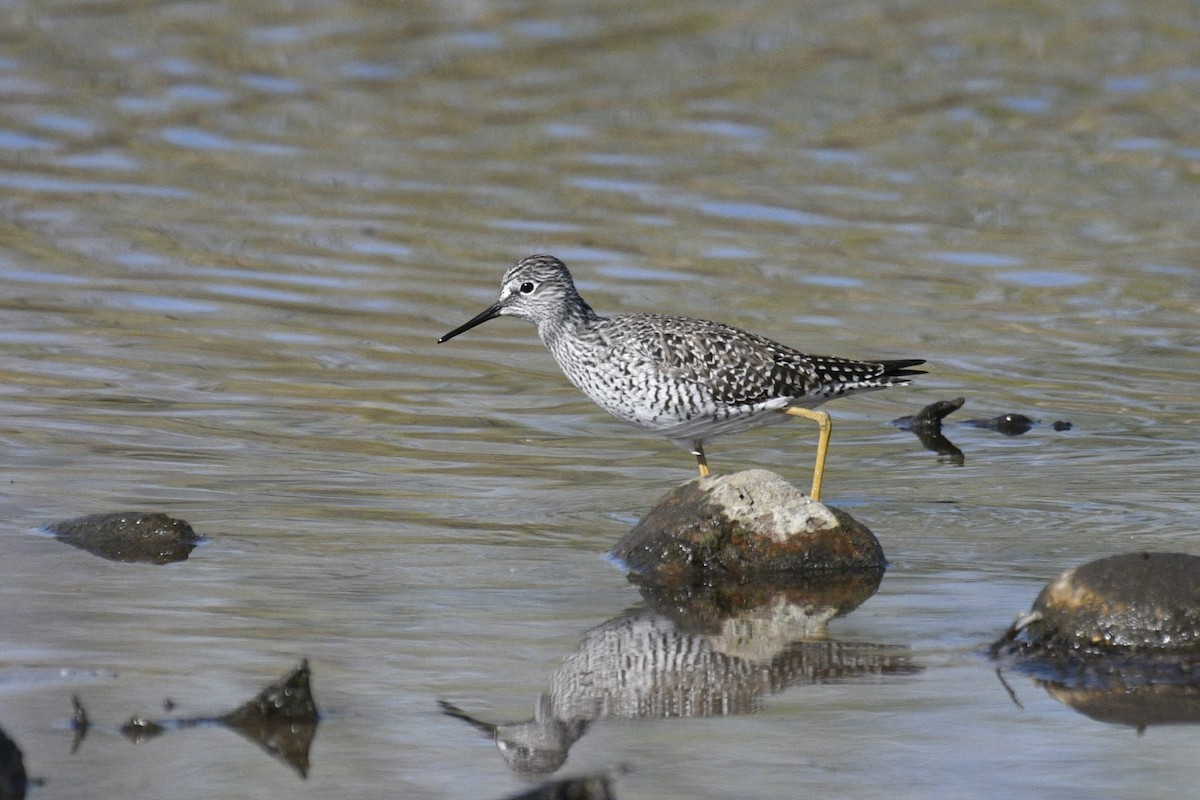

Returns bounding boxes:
[441,573,919,775]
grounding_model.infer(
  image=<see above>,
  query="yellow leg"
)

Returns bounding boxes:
[694,444,710,477]
[782,407,832,501]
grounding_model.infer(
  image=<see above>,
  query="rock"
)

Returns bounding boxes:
[631,569,884,645]
[220,659,319,728]
[70,695,90,754]
[991,553,1200,729]
[993,552,1200,657]
[119,715,166,741]
[961,413,1038,436]
[891,397,966,464]
[609,470,885,582]
[961,412,1072,436]
[891,397,965,433]
[0,725,25,800]
[44,512,202,564]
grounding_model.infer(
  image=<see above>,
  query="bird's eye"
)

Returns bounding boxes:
[519,281,536,294]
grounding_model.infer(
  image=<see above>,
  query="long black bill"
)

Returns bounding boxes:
[438,302,503,343]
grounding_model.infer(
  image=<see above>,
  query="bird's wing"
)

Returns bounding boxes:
[604,314,826,405]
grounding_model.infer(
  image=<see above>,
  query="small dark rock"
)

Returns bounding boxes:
[892,398,967,464]
[961,413,1037,436]
[120,715,166,742]
[1052,420,1073,431]
[44,512,202,564]
[0,725,26,800]
[70,695,90,754]
[891,397,965,432]
[610,470,885,583]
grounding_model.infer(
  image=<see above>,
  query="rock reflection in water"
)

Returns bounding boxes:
[996,655,1200,734]
[632,568,884,647]
[503,771,620,800]
[1039,680,1200,733]
[442,576,918,775]
[115,660,318,778]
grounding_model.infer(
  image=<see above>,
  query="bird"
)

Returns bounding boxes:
[438,254,924,501]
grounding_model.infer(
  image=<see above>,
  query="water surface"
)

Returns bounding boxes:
[1,1,1199,798]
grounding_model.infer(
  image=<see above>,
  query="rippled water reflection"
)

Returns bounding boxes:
[1,1,1199,798]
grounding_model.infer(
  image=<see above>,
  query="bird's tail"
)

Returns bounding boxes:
[879,359,926,378]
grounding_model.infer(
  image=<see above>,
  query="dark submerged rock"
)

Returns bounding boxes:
[891,397,966,463]
[962,412,1073,436]
[119,715,166,742]
[894,399,966,465]
[961,413,1038,436]
[70,695,90,754]
[891,397,965,432]
[892,398,1070,462]
[45,512,202,564]
[610,470,885,582]
[0,725,25,800]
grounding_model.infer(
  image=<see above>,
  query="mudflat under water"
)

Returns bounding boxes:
[1,2,1199,798]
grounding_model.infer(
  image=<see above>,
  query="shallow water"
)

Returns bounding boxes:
[1,1,1199,798]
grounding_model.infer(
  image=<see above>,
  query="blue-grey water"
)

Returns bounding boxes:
[2,1,1199,798]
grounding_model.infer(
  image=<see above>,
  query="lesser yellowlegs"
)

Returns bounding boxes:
[439,255,924,500]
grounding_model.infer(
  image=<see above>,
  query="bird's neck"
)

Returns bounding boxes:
[538,294,601,348]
